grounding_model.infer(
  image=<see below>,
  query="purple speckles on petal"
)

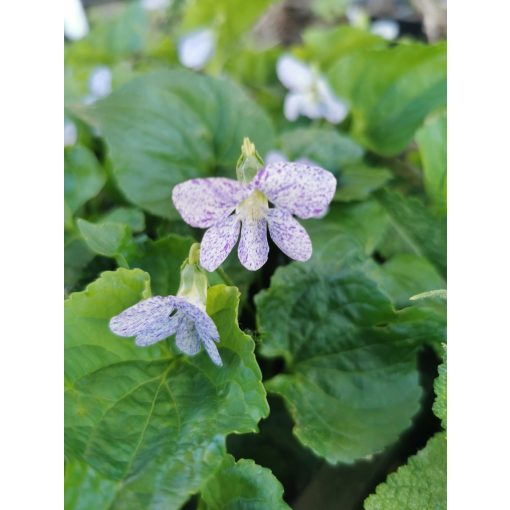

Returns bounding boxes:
[238,217,269,271]
[253,162,337,219]
[200,214,241,272]
[267,208,312,262]
[172,177,249,228]
[109,296,222,366]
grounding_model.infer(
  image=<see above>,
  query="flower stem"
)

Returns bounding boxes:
[217,267,235,287]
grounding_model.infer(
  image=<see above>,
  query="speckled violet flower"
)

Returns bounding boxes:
[109,244,222,366]
[172,138,337,272]
[276,55,349,124]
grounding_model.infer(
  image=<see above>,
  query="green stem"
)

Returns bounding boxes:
[216,267,235,287]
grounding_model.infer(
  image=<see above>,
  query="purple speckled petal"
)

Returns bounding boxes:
[172,178,249,228]
[200,214,241,272]
[109,296,176,339]
[238,218,269,271]
[202,336,223,366]
[172,297,220,343]
[253,162,337,219]
[175,318,201,356]
[267,208,312,262]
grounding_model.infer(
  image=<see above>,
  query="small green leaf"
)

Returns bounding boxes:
[433,345,447,429]
[75,70,274,219]
[328,43,446,155]
[76,218,131,258]
[101,207,145,233]
[364,432,446,510]
[65,145,105,213]
[256,264,424,463]
[64,235,95,292]
[65,269,268,507]
[416,112,447,216]
[198,455,291,510]
[376,189,446,275]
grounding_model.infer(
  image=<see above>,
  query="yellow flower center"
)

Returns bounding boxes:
[236,190,269,222]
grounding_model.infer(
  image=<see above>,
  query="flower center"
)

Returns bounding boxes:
[236,190,269,221]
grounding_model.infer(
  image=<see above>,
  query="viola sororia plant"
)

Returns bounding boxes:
[65,1,446,509]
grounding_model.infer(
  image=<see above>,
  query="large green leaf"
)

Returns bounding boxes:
[76,218,132,259]
[198,455,291,510]
[64,145,105,213]
[328,43,446,155]
[75,70,274,219]
[256,263,425,464]
[364,432,446,510]
[416,112,447,216]
[376,189,446,275]
[65,269,268,507]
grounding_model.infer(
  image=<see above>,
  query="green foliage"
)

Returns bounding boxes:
[256,262,426,464]
[364,432,447,510]
[416,112,447,216]
[328,43,446,155]
[433,345,447,429]
[198,455,291,509]
[376,189,447,275]
[65,269,268,507]
[74,70,274,219]
[76,218,132,259]
[64,145,105,215]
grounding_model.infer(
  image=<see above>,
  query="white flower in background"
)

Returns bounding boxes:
[346,6,399,41]
[371,19,399,41]
[178,29,215,70]
[265,150,317,167]
[276,55,349,124]
[64,0,89,41]
[84,66,112,105]
[141,0,171,11]
[64,120,77,147]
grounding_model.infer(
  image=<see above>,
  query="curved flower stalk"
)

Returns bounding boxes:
[172,138,337,272]
[276,55,349,124]
[178,28,215,70]
[109,244,222,366]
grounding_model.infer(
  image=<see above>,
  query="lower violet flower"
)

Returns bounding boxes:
[172,138,337,272]
[109,244,222,366]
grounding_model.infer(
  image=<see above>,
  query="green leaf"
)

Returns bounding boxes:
[255,264,424,464]
[300,26,387,68]
[75,70,274,219]
[416,112,447,216]
[364,432,446,510]
[372,254,446,308]
[279,127,364,172]
[198,455,291,510]
[76,218,131,258]
[65,145,105,213]
[335,162,392,202]
[64,235,95,293]
[65,269,268,507]
[65,460,118,510]
[126,234,195,295]
[328,43,446,155]
[304,200,390,264]
[433,345,447,429]
[101,207,145,233]
[376,189,446,275]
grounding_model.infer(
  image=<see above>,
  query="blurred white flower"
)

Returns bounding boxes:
[141,0,171,11]
[64,0,89,41]
[84,66,112,105]
[371,19,399,41]
[178,29,215,70]
[64,120,77,147]
[345,5,369,28]
[264,150,318,167]
[276,55,349,124]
